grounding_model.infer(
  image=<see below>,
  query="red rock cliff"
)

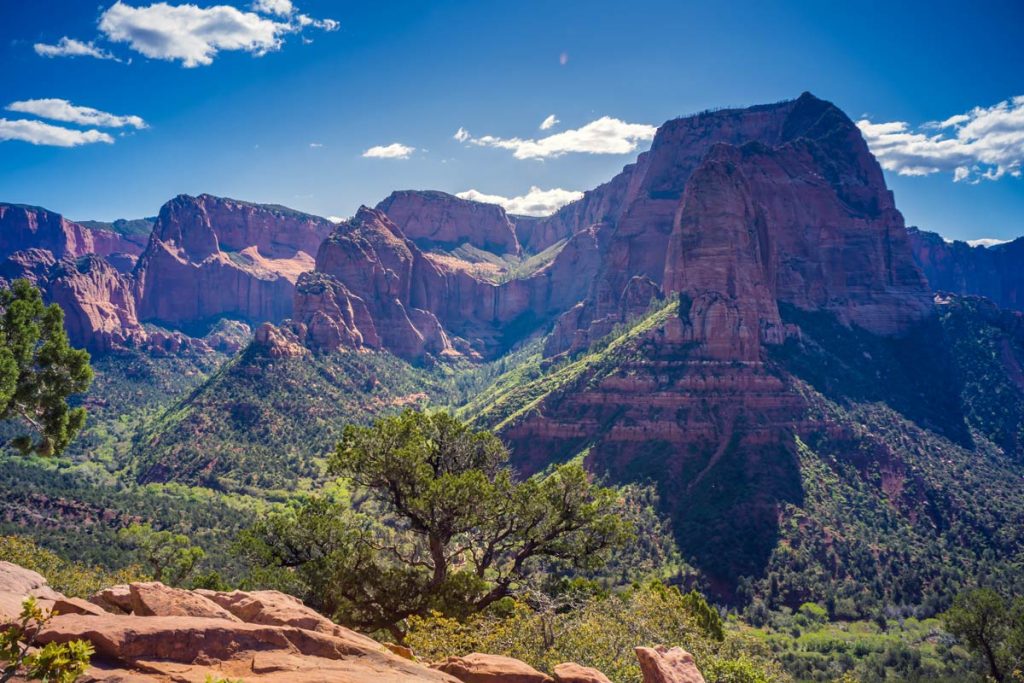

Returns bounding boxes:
[134,194,333,333]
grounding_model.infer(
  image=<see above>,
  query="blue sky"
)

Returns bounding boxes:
[1,0,1022,242]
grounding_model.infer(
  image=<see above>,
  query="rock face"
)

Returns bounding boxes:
[552,662,613,683]
[2,565,675,683]
[134,194,333,333]
[378,190,521,255]
[544,92,930,358]
[634,646,706,683]
[434,653,553,683]
[0,203,141,261]
[909,227,1024,312]
[1,567,460,683]
[47,255,148,352]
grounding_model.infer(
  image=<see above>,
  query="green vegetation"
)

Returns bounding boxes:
[0,535,145,597]
[118,523,205,586]
[743,609,974,682]
[77,217,155,240]
[463,296,680,430]
[238,411,629,639]
[942,588,1024,682]
[1,597,93,683]
[132,345,465,493]
[407,582,786,683]
[0,280,92,456]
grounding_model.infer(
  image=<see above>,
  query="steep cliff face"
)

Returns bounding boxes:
[545,92,930,357]
[377,190,520,254]
[134,194,333,333]
[909,227,1024,311]
[47,255,147,352]
[477,93,940,594]
[0,203,141,260]
[0,205,149,351]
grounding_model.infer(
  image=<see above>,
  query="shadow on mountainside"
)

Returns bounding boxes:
[772,304,975,450]
[587,431,805,602]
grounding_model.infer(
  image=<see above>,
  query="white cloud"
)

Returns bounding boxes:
[7,99,146,129]
[857,95,1024,183]
[466,116,657,160]
[362,142,415,159]
[967,237,1011,248]
[252,0,292,16]
[539,114,559,130]
[457,186,583,217]
[309,142,323,148]
[453,127,470,143]
[34,37,117,61]
[327,215,344,223]
[97,1,337,67]
[0,119,114,147]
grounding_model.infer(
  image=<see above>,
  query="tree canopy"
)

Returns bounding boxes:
[0,279,92,456]
[239,410,631,638]
[942,587,1024,682]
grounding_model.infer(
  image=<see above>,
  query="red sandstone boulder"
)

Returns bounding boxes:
[89,585,133,615]
[435,653,553,683]
[0,561,63,622]
[128,582,240,620]
[634,646,706,683]
[553,662,613,683]
[52,596,109,617]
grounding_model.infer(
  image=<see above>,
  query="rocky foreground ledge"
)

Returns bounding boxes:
[0,561,705,683]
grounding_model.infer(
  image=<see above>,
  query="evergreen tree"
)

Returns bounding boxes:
[0,280,92,456]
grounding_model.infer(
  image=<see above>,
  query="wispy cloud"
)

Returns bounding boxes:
[96,1,337,68]
[463,116,656,160]
[0,119,114,147]
[858,95,1024,183]
[457,186,583,216]
[539,114,559,130]
[453,127,470,143]
[7,99,146,129]
[34,37,118,61]
[362,142,415,159]
[309,142,323,148]
[252,0,293,16]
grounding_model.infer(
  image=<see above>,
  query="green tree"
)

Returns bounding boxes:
[118,523,204,586]
[1,597,93,683]
[942,588,1024,682]
[0,279,92,456]
[240,410,630,639]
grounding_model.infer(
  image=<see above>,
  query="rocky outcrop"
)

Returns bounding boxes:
[308,206,455,358]
[128,582,240,620]
[0,203,141,261]
[545,92,931,358]
[47,255,148,352]
[635,646,706,683]
[0,561,62,622]
[552,662,613,683]
[1,568,459,683]
[378,190,520,255]
[134,194,333,333]
[909,227,1024,312]
[435,653,553,683]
